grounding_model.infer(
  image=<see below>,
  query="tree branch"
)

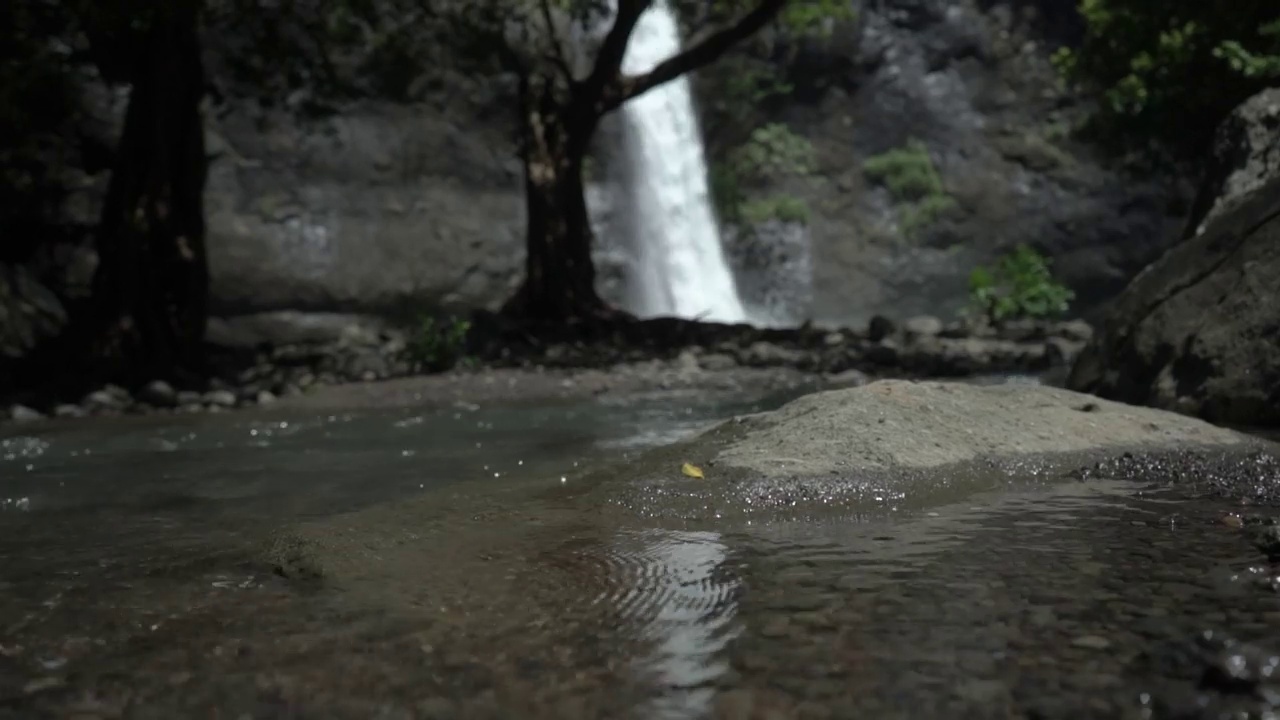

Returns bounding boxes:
[537,0,575,81]
[579,0,651,102]
[601,0,787,112]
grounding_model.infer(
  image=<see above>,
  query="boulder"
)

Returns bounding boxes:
[264,381,1273,584]
[1186,88,1280,237]
[1067,175,1280,427]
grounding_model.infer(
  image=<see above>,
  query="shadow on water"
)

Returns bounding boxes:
[1,383,1279,718]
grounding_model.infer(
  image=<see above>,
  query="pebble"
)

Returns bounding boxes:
[1071,635,1112,650]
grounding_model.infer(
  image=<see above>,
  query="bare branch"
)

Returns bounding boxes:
[602,0,786,112]
[579,0,651,101]
[537,0,576,80]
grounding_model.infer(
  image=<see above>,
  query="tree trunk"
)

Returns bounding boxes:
[86,1,208,381]
[505,74,612,323]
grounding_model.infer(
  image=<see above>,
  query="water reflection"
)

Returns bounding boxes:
[632,530,740,720]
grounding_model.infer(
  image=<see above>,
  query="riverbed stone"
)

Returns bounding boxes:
[139,380,178,408]
[203,389,238,408]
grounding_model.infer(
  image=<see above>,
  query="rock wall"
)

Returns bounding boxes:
[204,100,525,317]
[3,0,1194,345]
[697,0,1190,326]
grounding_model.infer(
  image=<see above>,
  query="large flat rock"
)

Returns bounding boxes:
[711,380,1245,477]
[263,381,1277,592]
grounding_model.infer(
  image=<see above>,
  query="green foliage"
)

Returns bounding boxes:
[1215,19,1280,78]
[406,315,472,373]
[741,194,810,225]
[899,193,959,237]
[714,123,816,225]
[1052,0,1280,155]
[968,245,1075,323]
[862,140,956,236]
[728,123,817,181]
[721,60,794,107]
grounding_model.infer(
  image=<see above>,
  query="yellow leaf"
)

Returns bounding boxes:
[681,462,704,479]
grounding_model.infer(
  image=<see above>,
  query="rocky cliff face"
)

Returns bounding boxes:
[204,100,524,317]
[6,0,1194,344]
[699,0,1190,325]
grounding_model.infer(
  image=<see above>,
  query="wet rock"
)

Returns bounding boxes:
[138,380,178,408]
[176,390,201,406]
[1069,175,1280,427]
[865,339,899,366]
[82,385,129,412]
[8,404,43,422]
[1187,88,1280,236]
[256,390,277,405]
[903,315,943,338]
[699,353,738,372]
[824,369,869,390]
[1052,319,1094,343]
[739,341,806,368]
[203,389,237,408]
[52,404,84,419]
[867,315,896,342]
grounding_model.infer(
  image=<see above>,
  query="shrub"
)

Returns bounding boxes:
[740,194,810,225]
[406,315,471,372]
[728,123,817,182]
[968,245,1075,323]
[714,123,816,225]
[863,139,956,236]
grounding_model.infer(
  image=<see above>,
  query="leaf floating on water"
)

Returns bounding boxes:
[681,462,705,479]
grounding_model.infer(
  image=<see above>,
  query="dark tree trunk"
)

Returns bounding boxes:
[86,1,208,381]
[505,73,612,323]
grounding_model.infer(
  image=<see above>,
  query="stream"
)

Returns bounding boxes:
[2,383,1279,719]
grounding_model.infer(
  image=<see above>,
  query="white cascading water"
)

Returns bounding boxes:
[614,0,748,324]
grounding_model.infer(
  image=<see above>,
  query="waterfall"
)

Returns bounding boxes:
[612,0,748,324]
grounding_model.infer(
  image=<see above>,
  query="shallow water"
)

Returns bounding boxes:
[2,385,1279,719]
